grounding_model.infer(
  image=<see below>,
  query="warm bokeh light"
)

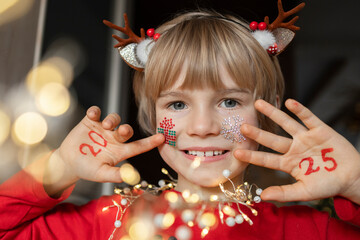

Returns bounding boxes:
[12,112,47,145]
[222,205,236,217]
[188,193,200,203]
[17,143,51,169]
[119,163,141,185]
[0,0,34,26]
[119,236,131,240]
[190,157,201,169]
[0,110,11,146]
[199,213,216,227]
[164,191,179,203]
[35,82,71,116]
[162,212,175,228]
[0,0,18,14]
[128,220,154,240]
[210,195,219,201]
[26,60,66,94]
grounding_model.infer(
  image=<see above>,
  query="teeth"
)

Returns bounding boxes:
[186,150,226,157]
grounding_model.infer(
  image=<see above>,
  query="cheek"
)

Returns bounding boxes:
[157,117,177,147]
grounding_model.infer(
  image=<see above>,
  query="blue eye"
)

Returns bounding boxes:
[221,99,238,108]
[169,102,187,110]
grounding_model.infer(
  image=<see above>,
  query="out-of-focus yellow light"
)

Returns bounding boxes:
[210,195,219,201]
[182,190,190,199]
[0,110,11,146]
[162,212,175,228]
[26,62,64,94]
[189,193,200,203]
[201,227,210,238]
[165,191,179,203]
[222,205,236,217]
[12,112,47,145]
[199,213,216,227]
[190,157,201,169]
[17,143,51,168]
[26,56,74,94]
[35,82,70,116]
[129,220,153,240]
[0,0,33,27]
[119,236,132,240]
[0,0,18,14]
[119,163,140,185]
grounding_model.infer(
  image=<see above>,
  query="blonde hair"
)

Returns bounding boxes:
[133,11,284,135]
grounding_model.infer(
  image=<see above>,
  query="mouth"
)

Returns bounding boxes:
[182,149,230,163]
[184,150,229,157]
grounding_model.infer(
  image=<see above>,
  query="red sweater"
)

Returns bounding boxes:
[1,169,360,240]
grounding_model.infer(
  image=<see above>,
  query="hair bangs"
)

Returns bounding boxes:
[145,16,259,100]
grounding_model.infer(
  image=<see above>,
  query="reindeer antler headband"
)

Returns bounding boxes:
[104,0,305,72]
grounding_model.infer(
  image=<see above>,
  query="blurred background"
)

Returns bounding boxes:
[0,0,359,208]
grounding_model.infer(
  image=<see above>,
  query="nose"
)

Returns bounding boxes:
[186,108,220,137]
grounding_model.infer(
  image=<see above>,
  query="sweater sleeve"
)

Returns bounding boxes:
[0,161,97,239]
[333,196,360,226]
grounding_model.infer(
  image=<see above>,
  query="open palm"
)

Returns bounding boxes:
[234,99,360,204]
[58,106,164,183]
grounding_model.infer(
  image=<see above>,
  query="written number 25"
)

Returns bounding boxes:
[299,148,337,176]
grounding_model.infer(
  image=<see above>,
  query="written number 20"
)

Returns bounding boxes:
[79,131,107,157]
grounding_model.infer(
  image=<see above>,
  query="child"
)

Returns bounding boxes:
[1,2,360,239]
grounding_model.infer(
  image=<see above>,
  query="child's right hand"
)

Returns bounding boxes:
[44,106,164,196]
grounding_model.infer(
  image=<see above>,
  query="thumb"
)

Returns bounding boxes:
[95,164,123,183]
[261,183,310,202]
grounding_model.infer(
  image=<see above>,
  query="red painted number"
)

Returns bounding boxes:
[79,143,101,156]
[299,157,320,175]
[322,148,337,172]
[79,131,107,157]
[299,148,337,175]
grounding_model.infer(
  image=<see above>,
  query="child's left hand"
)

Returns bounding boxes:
[234,99,360,204]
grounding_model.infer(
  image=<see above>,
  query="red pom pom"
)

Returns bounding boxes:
[153,33,161,40]
[249,21,258,31]
[258,22,267,30]
[267,43,278,55]
[146,28,155,37]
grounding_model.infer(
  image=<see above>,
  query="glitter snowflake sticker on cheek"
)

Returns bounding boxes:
[220,115,246,143]
[157,117,176,147]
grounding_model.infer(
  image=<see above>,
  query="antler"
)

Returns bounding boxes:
[264,0,305,32]
[103,13,145,48]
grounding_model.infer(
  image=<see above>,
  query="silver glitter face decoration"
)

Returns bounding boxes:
[220,115,246,143]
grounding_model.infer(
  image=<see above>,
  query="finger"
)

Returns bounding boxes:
[261,182,312,202]
[102,113,121,130]
[234,149,291,173]
[115,124,134,142]
[241,124,292,153]
[285,99,324,130]
[95,165,123,183]
[121,134,165,159]
[255,99,308,136]
[87,106,101,121]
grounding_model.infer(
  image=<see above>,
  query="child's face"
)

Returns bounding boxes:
[155,65,259,187]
